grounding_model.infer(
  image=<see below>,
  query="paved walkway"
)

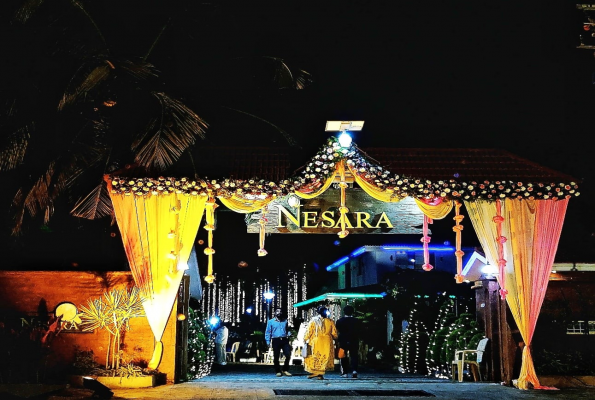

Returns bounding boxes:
[46,363,595,400]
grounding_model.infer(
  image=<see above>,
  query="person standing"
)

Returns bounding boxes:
[336,304,361,378]
[265,308,293,377]
[213,321,228,365]
[303,306,338,380]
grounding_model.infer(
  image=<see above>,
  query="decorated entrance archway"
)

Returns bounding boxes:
[104,136,579,389]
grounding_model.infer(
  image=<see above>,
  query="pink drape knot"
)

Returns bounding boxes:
[499,289,508,299]
[492,215,504,223]
[421,197,443,206]
[455,250,465,257]
[498,259,507,267]
[422,264,433,271]
[497,235,507,244]
[420,236,431,244]
[452,225,464,233]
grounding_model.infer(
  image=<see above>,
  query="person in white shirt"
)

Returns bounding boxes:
[213,321,228,365]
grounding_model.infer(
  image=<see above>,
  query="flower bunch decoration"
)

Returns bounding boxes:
[108,136,580,202]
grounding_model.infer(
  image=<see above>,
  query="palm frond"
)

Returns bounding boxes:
[13,0,45,24]
[118,59,159,80]
[294,69,313,90]
[269,57,294,89]
[58,62,112,111]
[221,106,299,147]
[70,181,113,220]
[132,92,208,170]
[0,125,31,171]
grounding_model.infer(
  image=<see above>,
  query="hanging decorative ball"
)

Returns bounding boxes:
[238,261,248,268]
[257,249,268,257]
[177,313,186,321]
[204,274,215,284]
[110,232,117,238]
[422,264,434,272]
[197,239,204,245]
[584,24,591,31]
[338,230,349,239]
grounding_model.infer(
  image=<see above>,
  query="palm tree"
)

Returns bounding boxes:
[0,1,312,236]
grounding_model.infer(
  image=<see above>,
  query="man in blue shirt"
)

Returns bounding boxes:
[265,308,293,377]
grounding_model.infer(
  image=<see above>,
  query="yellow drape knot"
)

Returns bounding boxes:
[422,264,433,271]
[497,235,507,244]
[204,274,215,284]
[453,214,464,223]
[259,218,267,226]
[339,206,349,214]
[204,224,215,231]
[455,274,465,283]
[257,249,268,257]
[204,247,215,255]
[339,181,348,188]
[452,225,463,233]
[338,230,349,239]
[420,236,431,244]
[455,250,465,257]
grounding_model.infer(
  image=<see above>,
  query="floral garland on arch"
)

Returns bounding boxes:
[108,136,580,201]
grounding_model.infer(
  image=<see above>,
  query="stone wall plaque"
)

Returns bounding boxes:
[246,188,425,234]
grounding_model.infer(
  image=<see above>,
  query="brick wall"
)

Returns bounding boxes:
[0,271,178,383]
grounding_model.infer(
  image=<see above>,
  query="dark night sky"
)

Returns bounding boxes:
[3,1,595,275]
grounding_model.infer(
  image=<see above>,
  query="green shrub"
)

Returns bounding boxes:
[186,308,215,379]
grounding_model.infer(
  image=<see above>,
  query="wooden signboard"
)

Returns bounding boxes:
[246,188,425,234]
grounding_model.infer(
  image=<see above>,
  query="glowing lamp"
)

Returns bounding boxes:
[263,291,275,300]
[481,263,498,276]
[287,195,300,207]
[338,132,352,147]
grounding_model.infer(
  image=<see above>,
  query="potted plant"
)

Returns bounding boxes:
[72,287,161,388]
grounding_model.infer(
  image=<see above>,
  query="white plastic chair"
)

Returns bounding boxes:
[452,337,489,382]
[226,341,240,363]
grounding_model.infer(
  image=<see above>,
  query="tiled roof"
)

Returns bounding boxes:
[194,146,579,184]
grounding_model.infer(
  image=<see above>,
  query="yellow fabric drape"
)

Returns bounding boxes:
[294,169,336,199]
[347,164,403,203]
[464,198,569,390]
[414,198,454,219]
[218,195,274,257]
[106,177,207,369]
[413,199,454,272]
[337,161,349,238]
[218,195,272,213]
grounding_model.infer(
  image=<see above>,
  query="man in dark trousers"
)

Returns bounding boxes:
[336,304,361,378]
[265,308,293,377]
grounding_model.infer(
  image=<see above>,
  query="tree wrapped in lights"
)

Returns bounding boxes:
[426,296,457,378]
[398,298,430,374]
[187,307,215,379]
[443,312,483,377]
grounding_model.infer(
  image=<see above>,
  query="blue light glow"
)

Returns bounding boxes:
[246,307,253,314]
[209,316,220,326]
[350,247,366,257]
[381,245,455,252]
[326,256,350,271]
[293,292,384,308]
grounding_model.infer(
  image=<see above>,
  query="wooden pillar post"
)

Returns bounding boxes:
[473,278,517,384]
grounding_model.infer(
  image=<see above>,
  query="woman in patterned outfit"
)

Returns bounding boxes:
[303,306,338,380]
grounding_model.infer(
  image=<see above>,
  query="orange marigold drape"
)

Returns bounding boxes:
[464,198,568,389]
